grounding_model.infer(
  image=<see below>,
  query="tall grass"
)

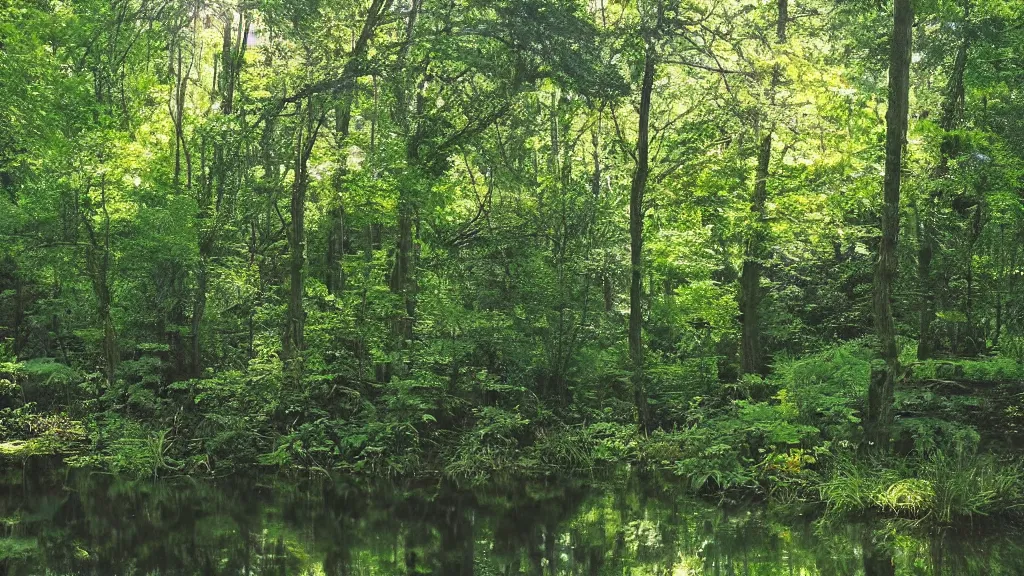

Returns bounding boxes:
[819,450,1024,523]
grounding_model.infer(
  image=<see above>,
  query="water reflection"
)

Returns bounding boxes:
[1,461,1022,575]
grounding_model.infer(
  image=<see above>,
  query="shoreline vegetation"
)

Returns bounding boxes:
[5,343,1024,526]
[2,0,1024,539]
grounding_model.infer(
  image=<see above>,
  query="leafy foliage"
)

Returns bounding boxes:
[0,0,1023,524]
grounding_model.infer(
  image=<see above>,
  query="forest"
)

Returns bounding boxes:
[2,0,1024,525]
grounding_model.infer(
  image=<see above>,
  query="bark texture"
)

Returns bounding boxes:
[739,0,787,376]
[917,0,970,360]
[866,0,913,453]
[629,40,656,433]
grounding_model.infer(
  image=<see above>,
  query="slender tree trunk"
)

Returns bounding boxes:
[191,15,246,377]
[192,134,211,379]
[286,167,307,361]
[222,13,247,115]
[189,190,211,379]
[172,42,187,188]
[327,204,347,295]
[629,40,655,433]
[12,261,24,357]
[994,225,1009,347]
[327,100,352,296]
[994,291,1003,347]
[391,197,416,344]
[917,218,936,358]
[363,223,379,381]
[603,273,614,313]
[190,262,206,377]
[740,0,787,376]
[740,133,772,376]
[320,0,392,297]
[964,196,983,353]
[168,25,193,375]
[866,0,913,453]
[285,103,322,363]
[83,176,118,386]
[167,33,191,374]
[100,295,117,386]
[387,0,422,365]
[917,3,969,359]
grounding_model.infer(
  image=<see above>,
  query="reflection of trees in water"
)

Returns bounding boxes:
[863,527,896,576]
[925,525,1024,576]
[3,461,1024,575]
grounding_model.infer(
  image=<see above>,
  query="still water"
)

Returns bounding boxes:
[1,462,1022,575]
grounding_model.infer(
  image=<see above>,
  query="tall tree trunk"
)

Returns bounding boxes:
[388,0,422,361]
[917,1,969,360]
[285,102,322,363]
[326,204,347,295]
[866,0,913,453]
[191,14,247,377]
[171,40,190,189]
[739,132,772,376]
[11,261,24,357]
[83,176,118,386]
[391,197,416,345]
[190,261,206,377]
[629,40,655,433]
[326,100,352,296]
[321,0,392,297]
[740,0,787,376]
[286,168,307,361]
[993,225,1011,348]
[221,12,247,115]
[964,193,984,353]
[167,26,193,376]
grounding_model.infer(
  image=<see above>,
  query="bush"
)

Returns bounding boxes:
[444,406,534,482]
[661,391,820,492]
[66,417,177,478]
[913,357,1024,383]
[772,341,870,441]
[0,359,86,458]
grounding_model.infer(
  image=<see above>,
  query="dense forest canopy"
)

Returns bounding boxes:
[2,0,1024,502]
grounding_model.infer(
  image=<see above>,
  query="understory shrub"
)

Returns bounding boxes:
[773,340,870,441]
[663,392,820,492]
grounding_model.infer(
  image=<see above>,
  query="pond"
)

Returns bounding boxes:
[1,461,1022,575]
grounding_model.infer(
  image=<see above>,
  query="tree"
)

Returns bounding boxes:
[739,0,788,376]
[866,0,913,452]
[5,0,1024,486]
[916,0,971,360]
[628,32,656,433]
